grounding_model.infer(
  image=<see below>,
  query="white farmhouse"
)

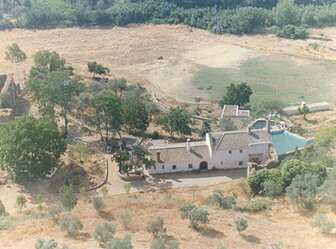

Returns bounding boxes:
[148,128,272,174]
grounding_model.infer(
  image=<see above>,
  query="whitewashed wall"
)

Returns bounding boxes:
[148,161,202,174]
[209,143,270,169]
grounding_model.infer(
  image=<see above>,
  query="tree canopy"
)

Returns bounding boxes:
[1,0,336,37]
[220,83,253,108]
[87,61,110,76]
[0,116,67,181]
[5,43,26,63]
[157,107,191,137]
[122,97,149,134]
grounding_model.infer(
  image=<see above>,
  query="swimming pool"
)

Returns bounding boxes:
[252,119,276,129]
[270,130,312,155]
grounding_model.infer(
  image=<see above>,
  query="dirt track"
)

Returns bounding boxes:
[0,25,335,105]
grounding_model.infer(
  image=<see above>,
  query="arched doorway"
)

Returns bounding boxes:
[199,161,208,171]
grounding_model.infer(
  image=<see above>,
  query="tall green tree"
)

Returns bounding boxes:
[123,98,149,134]
[87,61,110,77]
[25,70,84,136]
[5,43,27,83]
[157,107,191,137]
[5,43,26,63]
[0,116,67,180]
[274,0,298,27]
[93,91,124,140]
[108,77,127,98]
[219,83,253,108]
[112,149,130,174]
[29,50,73,77]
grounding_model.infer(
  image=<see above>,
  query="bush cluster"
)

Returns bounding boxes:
[248,157,326,197]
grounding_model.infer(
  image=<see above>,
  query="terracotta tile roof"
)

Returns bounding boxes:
[211,130,271,151]
[221,105,250,118]
[149,142,210,163]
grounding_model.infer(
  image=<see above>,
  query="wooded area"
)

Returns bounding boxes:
[0,0,336,35]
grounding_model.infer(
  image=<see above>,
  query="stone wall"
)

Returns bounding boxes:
[0,74,17,109]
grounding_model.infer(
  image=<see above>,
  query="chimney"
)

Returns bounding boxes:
[266,119,271,134]
[186,139,191,151]
[247,126,252,134]
[156,152,161,162]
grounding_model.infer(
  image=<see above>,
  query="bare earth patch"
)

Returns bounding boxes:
[0,25,336,105]
[0,182,336,249]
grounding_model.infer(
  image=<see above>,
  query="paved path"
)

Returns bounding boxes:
[103,154,247,195]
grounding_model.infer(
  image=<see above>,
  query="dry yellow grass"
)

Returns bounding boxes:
[0,181,335,249]
[0,25,335,106]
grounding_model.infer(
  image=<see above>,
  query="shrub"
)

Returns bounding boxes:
[217,246,228,249]
[35,239,58,249]
[262,242,283,249]
[274,24,309,39]
[312,213,335,234]
[37,194,45,212]
[106,235,133,249]
[146,216,165,238]
[235,216,248,233]
[150,238,180,249]
[166,240,179,249]
[0,200,6,216]
[248,168,283,195]
[34,239,69,249]
[100,186,109,198]
[59,185,77,210]
[237,199,269,213]
[80,186,88,201]
[48,205,62,223]
[150,238,165,249]
[118,209,132,229]
[16,195,27,212]
[187,207,209,230]
[207,189,236,209]
[94,222,116,244]
[59,215,83,236]
[280,159,309,186]
[179,203,196,219]
[263,179,284,197]
[124,183,131,194]
[318,168,336,205]
[286,173,320,210]
[92,196,105,211]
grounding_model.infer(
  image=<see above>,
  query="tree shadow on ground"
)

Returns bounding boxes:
[198,226,224,238]
[98,210,114,221]
[162,234,178,241]
[14,95,31,116]
[72,232,91,241]
[242,234,261,244]
[305,119,318,125]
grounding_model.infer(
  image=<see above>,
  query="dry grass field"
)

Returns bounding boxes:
[1,24,336,249]
[0,25,336,106]
[0,180,335,249]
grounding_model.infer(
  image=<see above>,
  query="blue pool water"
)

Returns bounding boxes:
[271,130,312,155]
[252,120,276,129]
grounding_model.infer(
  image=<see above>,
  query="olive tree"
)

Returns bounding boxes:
[0,116,67,181]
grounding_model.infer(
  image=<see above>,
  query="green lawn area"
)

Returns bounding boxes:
[192,55,336,105]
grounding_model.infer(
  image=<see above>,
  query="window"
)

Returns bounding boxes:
[188,163,193,169]
[239,161,243,166]
[229,150,232,154]
[221,161,223,165]
[240,150,243,153]
[172,165,177,170]
[162,165,165,170]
